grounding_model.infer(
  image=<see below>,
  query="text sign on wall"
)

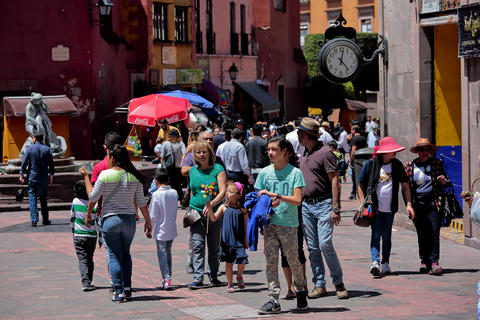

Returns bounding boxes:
[458,5,480,58]
[51,45,70,61]
[162,69,176,85]
[177,69,202,84]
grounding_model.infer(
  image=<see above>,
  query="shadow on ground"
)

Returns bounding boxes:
[0,219,70,233]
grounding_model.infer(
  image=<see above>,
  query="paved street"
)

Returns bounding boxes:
[0,183,478,320]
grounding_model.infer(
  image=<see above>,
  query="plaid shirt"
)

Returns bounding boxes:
[404,158,446,212]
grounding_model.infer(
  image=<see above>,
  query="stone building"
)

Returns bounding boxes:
[378,0,480,248]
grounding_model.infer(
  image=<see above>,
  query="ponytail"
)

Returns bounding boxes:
[109,144,145,184]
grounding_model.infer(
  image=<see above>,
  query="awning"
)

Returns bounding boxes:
[2,95,77,117]
[236,82,281,113]
[344,99,373,111]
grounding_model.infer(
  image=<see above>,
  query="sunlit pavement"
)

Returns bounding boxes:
[0,182,478,320]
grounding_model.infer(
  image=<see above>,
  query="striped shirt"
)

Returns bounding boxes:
[70,198,98,237]
[89,169,147,220]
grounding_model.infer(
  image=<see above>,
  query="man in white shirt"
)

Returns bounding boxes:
[286,118,305,157]
[319,121,334,146]
[223,128,252,186]
[365,116,375,133]
[215,129,231,162]
[334,126,351,154]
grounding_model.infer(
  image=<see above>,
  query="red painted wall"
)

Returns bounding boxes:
[253,0,307,121]
[0,0,149,159]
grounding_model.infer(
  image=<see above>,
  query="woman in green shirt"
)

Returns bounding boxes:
[188,140,227,289]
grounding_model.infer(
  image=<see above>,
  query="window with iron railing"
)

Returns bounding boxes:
[231,32,239,55]
[175,6,188,42]
[241,33,248,55]
[196,31,203,53]
[153,3,168,41]
[207,31,216,54]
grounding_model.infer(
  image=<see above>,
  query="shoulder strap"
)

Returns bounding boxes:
[366,159,377,196]
[103,171,127,207]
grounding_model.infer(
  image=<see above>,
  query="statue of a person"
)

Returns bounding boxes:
[20,93,67,159]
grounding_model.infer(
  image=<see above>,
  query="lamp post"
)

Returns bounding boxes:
[96,0,113,18]
[228,63,238,83]
[228,63,239,115]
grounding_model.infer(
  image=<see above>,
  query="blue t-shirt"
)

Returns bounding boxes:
[254,163,305,227]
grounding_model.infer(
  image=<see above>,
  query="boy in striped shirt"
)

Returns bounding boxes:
[70,180,100,291]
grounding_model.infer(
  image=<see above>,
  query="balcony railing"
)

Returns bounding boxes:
[241,33,249,55]
[206,31,216,54]
[231,32,239,55]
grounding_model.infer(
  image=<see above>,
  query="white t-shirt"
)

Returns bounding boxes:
[376,163,393,213]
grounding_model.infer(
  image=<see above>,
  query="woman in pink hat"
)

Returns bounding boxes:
[358,137,415,277]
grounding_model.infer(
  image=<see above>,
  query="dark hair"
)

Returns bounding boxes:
[353,125,362,134]
[295,118,302,127]
[232,128,244,140]
[268,136,298,166]
[154,168,169,184]
[327,141,338,149]
[277,125,288,136]
[33,133,44,143]
[252,124,263,136]
[286,124,294,132]
[224,129,232,141]
[74,180,88,200]
[104,132,122,150]
[109,144,145,184]
[228,181,246,207]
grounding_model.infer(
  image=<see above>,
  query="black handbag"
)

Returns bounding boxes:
[15,188,25,202]
[443,184,463,225]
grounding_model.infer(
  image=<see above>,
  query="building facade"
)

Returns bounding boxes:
[308,0,378,36]
[378,0,480,247]
[252,0,308,121]
[0,0,151,160]
[194,0,257,117]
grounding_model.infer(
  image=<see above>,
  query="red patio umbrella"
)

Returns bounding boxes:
[127,94,191,127]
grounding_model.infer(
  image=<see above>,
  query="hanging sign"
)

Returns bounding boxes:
[458,5,480,58]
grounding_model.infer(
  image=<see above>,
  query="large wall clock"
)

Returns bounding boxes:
[318,38,364,84]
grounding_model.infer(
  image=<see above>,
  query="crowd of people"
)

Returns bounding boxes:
[60,114,462,314]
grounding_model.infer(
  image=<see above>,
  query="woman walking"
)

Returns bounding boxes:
[188,141,227,289]
[161,129,186,201]
[405,138,448,275]
[358,137,415,276]
[84,145,152,303]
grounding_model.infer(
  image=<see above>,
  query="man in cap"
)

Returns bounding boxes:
[236,119,251,140]
[297,117,349,300]
[319,121,334,146]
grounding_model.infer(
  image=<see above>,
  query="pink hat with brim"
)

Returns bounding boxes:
[375,137,405,154]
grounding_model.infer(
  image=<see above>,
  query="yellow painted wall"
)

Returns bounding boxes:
[310,0,378,35]
[2,116,71,162]
[434,24,461,146]
[150,1,194,85]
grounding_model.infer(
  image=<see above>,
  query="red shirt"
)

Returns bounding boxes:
[91,155,109,184]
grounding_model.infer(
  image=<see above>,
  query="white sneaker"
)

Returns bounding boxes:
[382,263,392,274]
[370,261,381,276]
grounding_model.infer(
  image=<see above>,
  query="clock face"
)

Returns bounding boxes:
[325,45,359,79]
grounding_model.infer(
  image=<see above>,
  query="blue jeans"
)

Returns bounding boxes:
[102,215,136,293]
[302,199,343,287]
[28,180,49,223]
[156,240,173,280]
[371,211,395,263]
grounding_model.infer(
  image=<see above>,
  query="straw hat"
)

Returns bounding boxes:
[376,137,405,154]
[298,117,320,136]
[321,121,330,127]
[410,138,438,153]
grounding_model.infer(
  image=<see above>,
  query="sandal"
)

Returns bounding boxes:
[236,277,245,289]
[284,289,296,300]
[226,285,235,293]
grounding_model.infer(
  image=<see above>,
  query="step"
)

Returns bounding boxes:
[8,156,76,167]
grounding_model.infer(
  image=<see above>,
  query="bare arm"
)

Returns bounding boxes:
[358,181,366,204]
[211,171,227,206]
[80,167,93,195]
[205,203,226,222]
[181,166,193,176]
[328,171,341,225]
[349,145,358,166]
[401,182,415,220]
[139,205,152,238]
[259,187,303,207]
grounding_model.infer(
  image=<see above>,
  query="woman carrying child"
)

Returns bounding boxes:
[205,182,248,293]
